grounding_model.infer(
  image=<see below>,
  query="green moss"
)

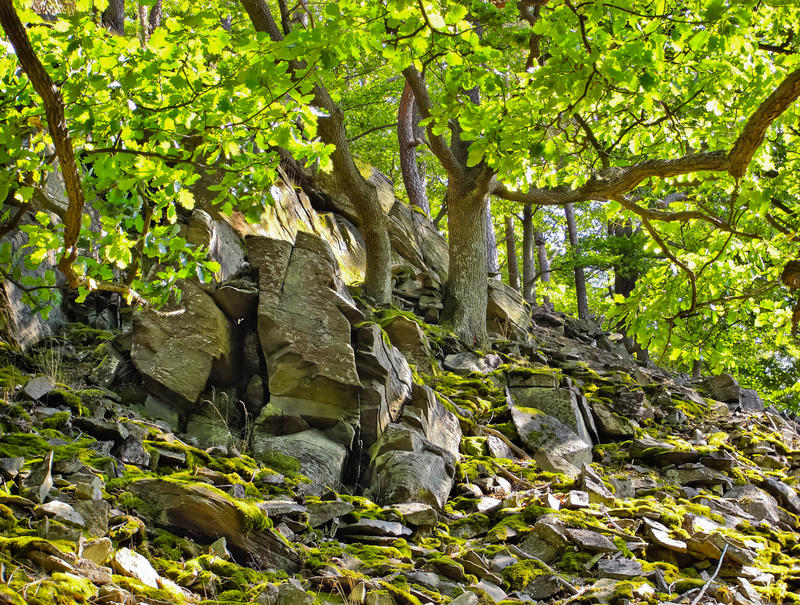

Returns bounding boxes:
[0,433,51,458]
[501,559,551,591]
[487,514,530,542]
[42,411,71,430]
[558,547,594,573]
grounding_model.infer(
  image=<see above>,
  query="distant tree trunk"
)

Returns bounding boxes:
[504,214,520,291]
[486,199,500,279]
[443,174,491,346]
[102,0,125,34]
[565,202,589,319]
[398,82,430,216]
[148,0,162,33]
[534,229,551,308]
[522,205,535,304]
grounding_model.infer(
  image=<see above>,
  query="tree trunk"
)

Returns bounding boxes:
[102,0,125,34]
[443,178,490,347]
[148,0,162,33]
[315,90,393,305]
[534,228,551,308]
[564,202,589,319]
[522,205,535,304]
[240,0,393,305]
[504,214,520,291]
[398,82,430,216]
[486,199,500,279]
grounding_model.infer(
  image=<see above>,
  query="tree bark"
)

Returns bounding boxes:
[564,202,589,319]
[534,228,551,308]
[486,199,500,279]
[522,204,535,304]
[0,0,85,288]
[443,178,490,346]
[241,0,393,305]
[504,214,520,291]
[102,0,125,34]
[398,82,430,216]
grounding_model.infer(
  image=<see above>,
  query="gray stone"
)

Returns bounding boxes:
[113,435,150,467]
[566,528,618,553]
[132,280,233,404]
[251,428,347,489]
[701,373,740,402]
[475,580,507,603]
[522,574,563,600]
[404,383,462,456]
[723,484,781,524]
[739,389,764,411]
[580,464,616,506]
[486,435,514,460]
[0,457,25,479]
[337,518,412,538]
[74,499,110,538]
[510,387,593,446]
[382,314,438,374]
[355,323,413,447]
[248,234,363,445]
[592,402,638,439]
[506,366,559,388]
[185,209,247,282]
[509,403,591,477]
[444,352,501,375]
[761,477,800,515]
[38,500,85,528]
[131,479,301,572]
[81,537,114,565]
[306,500,354,527]
[0,217,66,351]
[596,558,643,580]
[393,502,438,528]
[518,533,561,563]
[277,579,314,605]
[213,277,258,320]
[450,592,479,605]
[487,279,532,341]
[23,376,55,400]
[112,547,160,588]
[369,439,456,509]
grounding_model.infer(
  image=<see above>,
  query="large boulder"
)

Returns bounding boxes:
[509,399,592,477]
[487,280,532,341]
[382,314,438,374]
[387,201,449,281]
[368,424,457,509]
[247,233,364,447]
[131,280,234,405]
[509,387,594,446]
[130,479,301,572]
[184,209,247,282]
[0,217,66,351]
[367,384,461,508]
[355,323,413,448]
[250,428,348,489]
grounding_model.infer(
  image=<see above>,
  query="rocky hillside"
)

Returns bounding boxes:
[2,269,800,605]
[1,180,800,605]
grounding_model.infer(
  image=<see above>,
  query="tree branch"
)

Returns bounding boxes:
[0,0,85,289]
[401,65,462,177]
[495,67,800,206]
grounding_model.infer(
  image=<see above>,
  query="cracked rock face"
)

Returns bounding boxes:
[131,280,234,405]
[247,233,364,446]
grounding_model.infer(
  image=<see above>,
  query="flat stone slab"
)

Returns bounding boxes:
[23,376,55,400]
[597,558,643,580]
[566,528,617,553]
[337,518,412,538]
